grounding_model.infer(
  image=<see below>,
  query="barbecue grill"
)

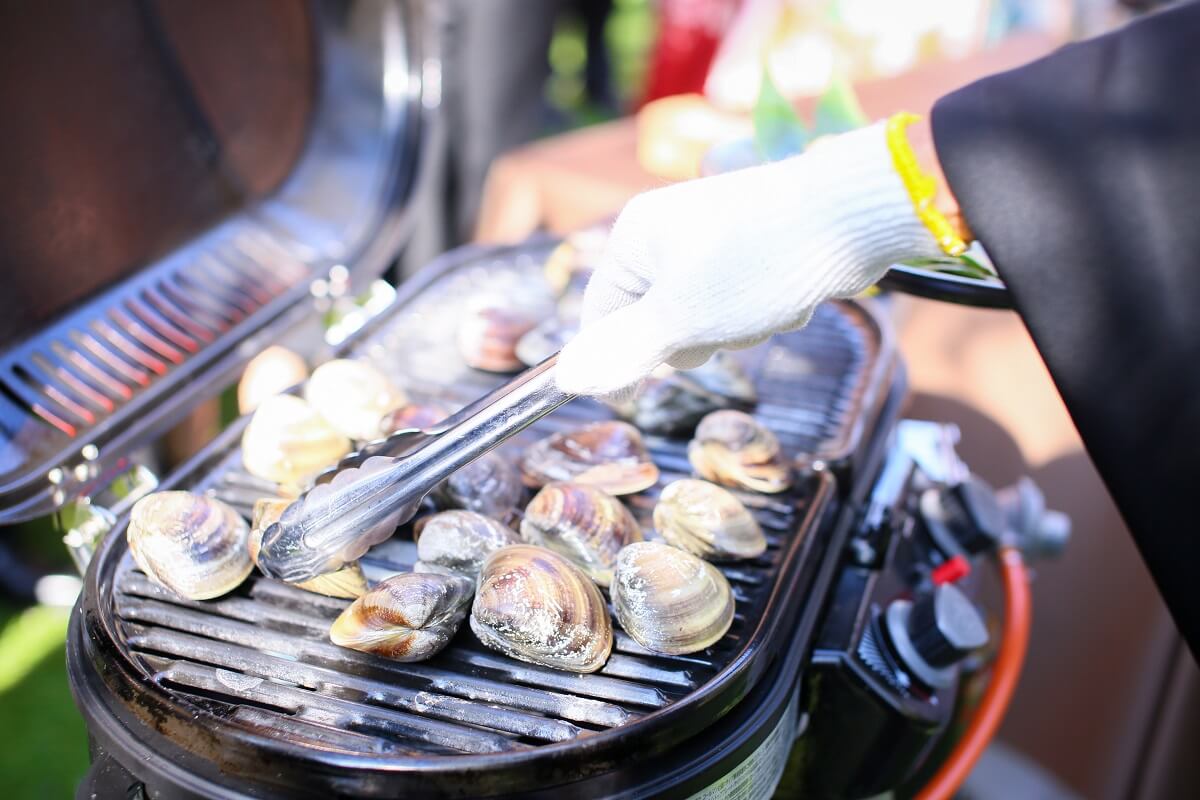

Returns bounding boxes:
[0,1,1050,797]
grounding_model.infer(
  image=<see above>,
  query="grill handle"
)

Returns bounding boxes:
[257,355,574,582]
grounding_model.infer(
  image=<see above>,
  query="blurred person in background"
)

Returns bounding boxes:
[557,1,1200,658]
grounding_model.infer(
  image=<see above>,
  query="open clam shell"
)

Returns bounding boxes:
[653,479,766,560]
[520,482,643,587]
[413,510,520,581]
[457,306,537,373]
[304,359,408,442]
[330,572,473,661]
[519,420,659,496]
[249,499,368,599]
[470,544,612,673]
[687,410,791,494]
[432,452,525,521]
[611,541,735,655]
[127,491,253,600]
[241,394,351,489]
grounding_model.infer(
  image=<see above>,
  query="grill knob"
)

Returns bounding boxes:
[885,584,989,688]
[921,477,1006,556]
[907,584,989,668]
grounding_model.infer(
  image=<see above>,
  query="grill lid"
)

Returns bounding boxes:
[0,0,436,523]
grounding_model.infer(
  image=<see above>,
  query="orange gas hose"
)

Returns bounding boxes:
[916,546,1031,800]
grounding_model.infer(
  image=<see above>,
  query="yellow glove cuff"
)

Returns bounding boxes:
[886,112,969,257]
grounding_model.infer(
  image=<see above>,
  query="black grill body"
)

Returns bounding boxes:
[67,240,922,798]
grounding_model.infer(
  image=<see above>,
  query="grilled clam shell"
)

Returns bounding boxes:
[653,479,766,560]
[241,394,351,488]
[237,345,308,414]
[519,421,659,496]
[516,316,578,368]
[330,572,473,661]
[304,359,408,441]
[687,410,791,494]
[611,541,735,655]
[630,352,757,436]
[470,544,612,673]
[457,306,537,373]
[413,510,520,580]
[378,402,449,436]
[520,483,643,587]
[249,499,368,599]
[432,452,525,520]
[127,491,253,600]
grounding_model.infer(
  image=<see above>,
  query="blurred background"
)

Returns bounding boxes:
[2,0,1196,797]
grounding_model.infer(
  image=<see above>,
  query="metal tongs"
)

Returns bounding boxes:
[256,355,574,582]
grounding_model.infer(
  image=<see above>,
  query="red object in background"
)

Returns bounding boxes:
[641,0,743,104]
[931,554,972,585]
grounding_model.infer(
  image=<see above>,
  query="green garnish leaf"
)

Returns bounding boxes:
[812,73,869,136]
[752,66,811,161]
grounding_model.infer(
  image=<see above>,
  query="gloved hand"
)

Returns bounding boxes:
[556,121,942,396]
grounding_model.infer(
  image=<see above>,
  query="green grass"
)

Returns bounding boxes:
[0,604,90,799]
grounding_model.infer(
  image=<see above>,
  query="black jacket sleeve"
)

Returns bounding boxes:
[931,1,1200,658]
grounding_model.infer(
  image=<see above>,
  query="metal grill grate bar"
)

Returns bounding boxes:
[128,625,587,743]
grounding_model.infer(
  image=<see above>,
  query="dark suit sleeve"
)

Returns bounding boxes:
[931,1,1200,658]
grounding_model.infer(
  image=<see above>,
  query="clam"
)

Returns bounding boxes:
[241,394,351,488]
[519,482,643,587]
[378,402,449,436]
[520,421,659,495]
[470,544,612,673]
[127,491,253,600]
[413,510,520,580]
[330,572,473,661]
[516,316,578,368]
[629,352,758,436]
[432,451,525,520]
[611,541,735,655]
[687,410,791,494]
[457,305,537,372]
[304,359,408,441]
[237,345,308,414]
[249,498,368,599]
[653,479,766,560]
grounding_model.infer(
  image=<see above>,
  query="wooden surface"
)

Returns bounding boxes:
[472,33,1185,798]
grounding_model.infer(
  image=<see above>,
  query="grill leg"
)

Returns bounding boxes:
[78,737,146,800]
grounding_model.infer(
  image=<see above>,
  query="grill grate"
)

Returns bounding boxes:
[79,244,896,794]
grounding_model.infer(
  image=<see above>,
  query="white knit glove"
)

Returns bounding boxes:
[556,121,942,397]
